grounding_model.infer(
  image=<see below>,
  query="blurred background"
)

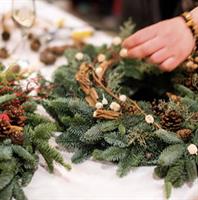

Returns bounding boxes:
[21,0,198,32]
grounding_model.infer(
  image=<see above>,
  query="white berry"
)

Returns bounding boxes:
[93,111,97,117]
[95,102,103,109]
[102,95,108,105]
[119,48,128,58]
[95,67,103,76]
[145,115,154,124]
[119,94,127,102]
[112,36,122,46]
[187,144,198,155]
[97,54,106,63]
[110,102,121,112]
[75,52,84,61]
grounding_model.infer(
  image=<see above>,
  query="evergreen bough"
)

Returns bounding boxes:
[42,21,198,199]
[0,66,71,200]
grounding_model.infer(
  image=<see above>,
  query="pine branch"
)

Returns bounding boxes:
[185,159,197,182]
[117,149,144,177]
[71,148,92,164]
[158,144,185,166]
[165,160,186,187]
[164,181,172,200]
[0,172,15,191]
[0,94,16,105]
[82,121,119,143]
[104,132,128,148]
[98,147,127,162]
[155,129,183,144]
[13,181,27,200]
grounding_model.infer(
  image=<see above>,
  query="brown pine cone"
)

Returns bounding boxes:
[160,110,183,131]
[6,105,26,127]
[182,73,198,91]
[192,112,198,121]
[151,99,167,116]
[176,129,192,140]
[0,47,9,59]
[30,38,41,52]
[2,30,10,41]
[40,49,57,65]
[9,125,24,145]
[0,119,24,144]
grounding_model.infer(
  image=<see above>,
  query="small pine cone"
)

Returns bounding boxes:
[6,106,26,127]
[183,74,198,91]
[0,120,24,144]
[192,112,198,121]
[9,126,24,145]
[160,110,183,131]
[151,99,166,116]
[176,129,192,140]
[192,74,198,90]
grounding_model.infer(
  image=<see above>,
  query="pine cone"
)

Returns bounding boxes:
[183,73,198,91]
[160,110,183,131]
[0,119,24,144]
[176,129,192,140]
[151,99,166,116]
[192,112,198,121]
[6,105,26,127]
[9,125,24,145]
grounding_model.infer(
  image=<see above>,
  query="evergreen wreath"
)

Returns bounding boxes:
[0,64,70,200]
[43,20,198,199]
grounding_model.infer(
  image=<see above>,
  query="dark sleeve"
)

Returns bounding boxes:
[121,0,161,30]
[121,0,182,30]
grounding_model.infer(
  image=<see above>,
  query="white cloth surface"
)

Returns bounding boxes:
[0,1,198,200]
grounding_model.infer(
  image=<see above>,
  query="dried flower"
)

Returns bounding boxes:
[112,36,122,46]
[97,54,106,63]
[119,48,128,58]
[95,67,103,76]
[110,102,121,112]
[75,52,84,61]
[145,115,154,124]
[102,95,108,105]
[119,94,127,102]
[95,102,103,109]
[187,144,198,155]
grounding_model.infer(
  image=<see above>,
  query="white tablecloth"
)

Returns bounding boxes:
[0,1,198,200]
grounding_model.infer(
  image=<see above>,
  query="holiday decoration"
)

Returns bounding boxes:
[112,36,122,46]
[41,20,198,199]
[75,52,84,61]
[97,54,106,63]
[119,48,128,58]
[187,144,198,155]
[0,65,70,199]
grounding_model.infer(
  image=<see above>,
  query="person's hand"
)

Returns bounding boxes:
[122,17,195,72]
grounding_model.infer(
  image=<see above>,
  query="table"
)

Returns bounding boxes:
[0,1,198,200]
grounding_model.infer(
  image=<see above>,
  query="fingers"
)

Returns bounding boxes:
[123,26,157,49]
[148,48,171,64]
[159,57,180,72]
[127,37,164,59]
